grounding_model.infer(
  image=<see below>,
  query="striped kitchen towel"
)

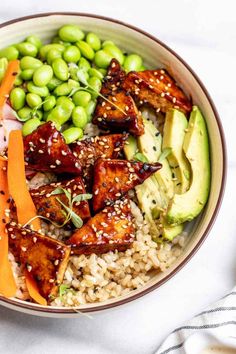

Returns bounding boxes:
[156,287,236,354]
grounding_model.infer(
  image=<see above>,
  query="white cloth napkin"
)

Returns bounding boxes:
[156,287,236,354]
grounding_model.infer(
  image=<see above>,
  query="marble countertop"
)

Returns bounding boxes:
[0,1,235,353]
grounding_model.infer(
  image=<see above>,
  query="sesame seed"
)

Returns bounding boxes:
[21,246,27,252]
[39,138,45,143]
[172,97,177,103]
[75,162,80,168]
[33,237,37,243]
[55,159,61,165]
[61,150,67,156]
[38,150,44,154]
[50,165,56,169]
[49,279,54,283]
[97,117,103,122]
[54,260,59,266]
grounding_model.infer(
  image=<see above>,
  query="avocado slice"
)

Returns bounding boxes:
[163,109,191,194]
[161,217,184,241]
[124,135,138,160]
[138,118,174,207]
[167,106,210,225]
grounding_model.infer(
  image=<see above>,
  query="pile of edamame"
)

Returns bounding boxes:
[0,24,145,143]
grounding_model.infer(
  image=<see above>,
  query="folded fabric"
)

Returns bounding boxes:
[156,287,236,354]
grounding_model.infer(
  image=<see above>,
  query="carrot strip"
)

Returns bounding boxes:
[0,159,17,297]
[25,272,47,306]
[0,60,20,119]
[7,130,40,230]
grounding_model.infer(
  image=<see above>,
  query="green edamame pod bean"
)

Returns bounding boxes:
[26,93,42,108]
[72,106,87,128]
[21,69,34,81]
[72,91,91,107]
[0,46,19,60]
[98,68,107,76]
[52,58,69,81]
[86,100,96,122]
[33,65,53,87]
[0,58,8,83]
[17,107,32,121]
[103,44,124,65]
[63,45,81,63]
[76,41,94,60]
[27,81,49,97]
[43,95,56,111]
[33,110,43,120]
[52,36,63,44]
[26,35,42,49]
[47,105,71,125]
[20,56,43,70]
[17,42,38,57]
[14,74,23,86]
[88,67,104,80]
[58,25,85,42]
[54,82,71,96]
[22,117,41,136]
[94,50,112,68]
[78,57,91,71]
[47,77,63,91]
[56,96,74,112]
[39,44,65,60]
[46,49,62,65]
[86,33,101,51]
[69,66,79,81]
[10,88,26,110]
[62,127,83,144]
[88,76,102,98]
[139,65,147,71]
[43,110,51,121]
[102,40,114,48]
[124,54,143,72]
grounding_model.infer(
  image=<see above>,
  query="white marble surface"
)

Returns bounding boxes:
[0,1,235,353]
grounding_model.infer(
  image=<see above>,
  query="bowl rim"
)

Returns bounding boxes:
[0,12,227,315]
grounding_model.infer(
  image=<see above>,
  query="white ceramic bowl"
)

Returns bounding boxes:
[0,13,226,317]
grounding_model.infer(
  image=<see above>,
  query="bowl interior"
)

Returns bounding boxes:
[0,13,225,316]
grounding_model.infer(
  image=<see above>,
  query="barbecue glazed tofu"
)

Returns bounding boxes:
[30,177,91,225]
[122,69,192,115]
[67,198,134,255]
[7,222,71,300]
[93,59,144,136]
[70,133,128,186]
[24,121,81,174]
[92,158,162,212]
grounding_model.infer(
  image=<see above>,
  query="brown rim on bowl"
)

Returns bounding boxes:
[0,12,227,315]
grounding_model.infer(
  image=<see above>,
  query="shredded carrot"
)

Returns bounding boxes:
[0,158,17,297]
[0,60,20,119]
[25,272,47,306]
[7,130,40,230]
[7,130,47,304]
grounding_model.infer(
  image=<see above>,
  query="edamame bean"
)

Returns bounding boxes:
[43,95,56,111]
[98,68,107,76]
[78,57,91,71]
[86,33,101,51]
[69,66,79,81]
[17,107,32,121]
[72,106,87,128]
[86,100,96,122]
[33,65,53,87]
[0,46,19,60]
[102,40,114,48]
[26,35,42,49]
[103,44,124,65]
[52,58,69,81]
[88,67,104,80]
[88,76,102,98]
[39,44,65,60]
[43,110,51,121]
[27,81,49,97]
[94,50,112,68]
[33,110,43,120]
[72,91,91,107]
[54,82,71,96]
[63,45,81,63]
[22,117,41,136]
[76,41,94,60]
[123,54,143,72]
[56,96,74,112]
[58,25,85,43]
[47,105,71,125]
[17,42,38,57]
[10,88,26,110]
[26,93,42,108]
[0,58,8,83]
[21,69,34,81]
[20,56,43,70]
[47,77,63,91]
[139,65,147,71]
[46,49,62,65]
[14,74,23,86]
[62,127,83,144]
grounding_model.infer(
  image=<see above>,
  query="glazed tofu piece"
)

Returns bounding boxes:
[7,222,71,300]
[30,177,91,225]
[67,198,135,255]
[24,121,81,174]
[93,59,144,136]
[70,133,128,186]
[122,69,192,115]
[92,158,162,212]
